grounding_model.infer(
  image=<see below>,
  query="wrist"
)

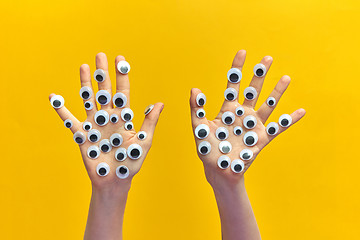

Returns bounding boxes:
[211,176,246,198]
[91,180,132,202]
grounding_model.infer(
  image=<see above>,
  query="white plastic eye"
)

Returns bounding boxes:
[231,159,245,173]
[137,131,147,141]
[117,60,131,74]
[96,90,111,105]
[127,143,143,160]
[194,124,210,139]
[243,131,258,147]
[198,141,211,155]
[116,165,130,179]
[94,110,109,126]
[73,131,86,145]
[64,119,73,128]
[266,97,276,107]
[224,88,238,101]
[110,133,123,147]
[144,104,154,115]
[217,155,231,169]
[50,95,64,109]
[219,141,232,154]
[253,63,267,77]
[96,162,110,177]
[99,139,112,153]
[124,122,134,131]
[222,111,235,125]
[79,86,93,100]
[87,145,100,159]
[243,115,257,129]
[94,69,106,83]
[233,126,243,136]
[88,129,101,143]
[196,109,206,118]
[196,93,206,107]
[279,114,292,127]
[113,92,127,108]
[83,121,92,131]
[121,108,134,122]
[235,106,245,116]
[215,127,229,140]
[84,101,94,111]
[266,122,280,135]
[227,68,242,83]
[244,87,257,101]
[240,149,253,161]
[110,114,119,123]
[115,148,127,161]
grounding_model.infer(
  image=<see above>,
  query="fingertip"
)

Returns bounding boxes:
[49,93,55,100]
[281,75,291,84]
[237,49,246,56]
[80,64,90,72]
[115,55,126,63]
[96,52,107,59]
[263,55,273,63]
[298,108,306,116]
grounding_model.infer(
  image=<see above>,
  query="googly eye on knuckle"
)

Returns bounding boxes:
[227,68,242,83]
[196,93,206,107]
[113,92,127,108]
[217,156,231,169]
[144,104,154,115]
[240,149,253,161]
[196,109,206,118]
[244,87,257,101]
[116,165,130,179]
[79,86,93,100]
[88,129,101,143]
[235,106,245,116]
[127,144,143,160]
[279,114,292,128]
[266,97,276,107]
[231,159,245,173]
[94,69,106,83]
[110,133,123,147]
[243,115,257,129]
[216,127,229,140]
[137,131,147,141]
[117,60,131,74]
[253,63,267,77]
[50,95,64,109]
[233,126,243,136]
[266,122,279,136]
[73,131,86,145]
[64,119,73,128]
[84,101,94,111]
[82,121,92,131]
[121,108,134,122]
[124,122,134,131]
[115,147,127,161]
[99,139,112,153]
[243,131,258,147]
[94,110,109,126]
[222,111,235,125]
[194,124,210,139]
[96,90,111,105]
[110,114,119,123]
[87,145,100,159]
[219,141,232,154]
[224,88,238,101]
[198,141,211,155]
[96,162,110,177]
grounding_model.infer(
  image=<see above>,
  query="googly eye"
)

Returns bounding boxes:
[244,87,257,101]
[96,90,111,106]
[113,92,127,108]
[94,110,109,126]
[194,124,210,139]
[127,143,143,160]
[110,114,119,123]
[215,127,229,140]
[233,126,243,136]
[124,122,134,131]
[115,148,127,161]
[243,131,258,147]
[121,108,134,122]
[196,109,206,118]
[266,97,276,107]
[243,115,257,129]
[94,69,106,83]
[73,131,86,145]
[116,165,130,179]
[96,162,110,177]
[227,68,242,83]
[240,149,253,161]
[137,131,147,141]
[266,122,279,136]
[231,159,245,173]
[110,133,123,147]
[87,145,100,159]
[99,139,112,153]
[279,114,292,128]
[144,104,154,115]
[253,63,267,77]
[84,101,94,111]
[217,156,231,169]
[64,119,73,128]
[224,88,238,101]
[83,121,92,131]
[88,129,101,143]
[196,93,206,107]
[235,106,245,116]
[117,60,131,74]
[198,141,211,155]
[79,86,93,100]
[50,95,64,109]
[222,111,235,125]
[219,141,232,154]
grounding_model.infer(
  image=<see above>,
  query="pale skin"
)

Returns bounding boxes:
[190,50,306,240]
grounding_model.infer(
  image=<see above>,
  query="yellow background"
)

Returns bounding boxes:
[1,0,359,239]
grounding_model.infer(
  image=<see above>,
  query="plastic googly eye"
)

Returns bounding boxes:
[79,86,93,100]
[115,148,127,161]
[88,129,101,143]
[64,119,73,128]
[84,101,94,111]
[127,144,143,160]
[217,156,231,169]
[196,93,206,107]
[96,162,110,177]
[222,111,235,125]
[233,126,243,136]
[110,133,123,147]
[194,124,210,139]
[227,68,242,83]
[99,139,112,153]
[50,95,64,109]
[94,69,106,83]
[110,114,119,123]
[144,104,154,115]
[196,109,206,118]
[231,159,245,173]
[244,87,257,101]
[279,114,292,127]
[266,97,276,107]
[94,110,109,126]
[121,108,134,122]
[73,131,86,145]
[83,121,92,131]
[113,92,127,108]
[215,127,229,140]
[224,88,238,101]
[198,141,211,155]
[117,60,131,74]
[87,145,100,159]
[240,149,253,161]
[253,63,267,77]
[116,165,130,179]
[219,141,232,154]
[235,106,245,116]
[243,131,258,147]
[96,90,111,105]
[137,131,147,141]
[124,122,134,131]
[266,122,280,135]
[243,115,257,129]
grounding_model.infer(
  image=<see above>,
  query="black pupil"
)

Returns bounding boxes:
[82,91,89,99]
[227,93,234,100]
[112,138,120,146]
[198,98,205,106]
[75,137,83,144]
[66,122,71,127]
[243,153,250,159]
[198,112,204,117]
[90,135,98,142]
[256,69,264,76]
[124,113,131,121]
[234,164,242,172]
[99,168,107,175]
[98,95,107,104]
[247,120,255,128]
[139,134,144,139]
[85,125,90,130]
[119,167,127,174]
[127,124,132,130]
[281,119,289,126]
[269,100,274,105]
[101,145,109,152]
[117,153,124,160]
[246,92,254,99]
[53,100,61,107]
[237,110,243,116]
[96,116,106,125]
[200,146,208,154]
[236,129,241,135]
[131,149,140,158]
[268,127,276,134]
[96,75,103,82]
[111,117,117,122]
[198,129,207,138]
[225,116,232,124]
[89,150,97,158]
[229,73,239,82]
[85,102,90,108]
[218,132,226,139]
[115,98,124,107]
[245,136,255,145]
[221,161,229,168]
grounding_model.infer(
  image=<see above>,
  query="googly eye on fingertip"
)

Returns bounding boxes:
[94,69,106,83]
[219,141,232,154]
[113,93,127,108]
[243,115,257,129]
[217,156,231,169]
[266,122,279,136]
[127,144,143,160]
[84,101,94,111]
[196,109,206,118]
[99,139,112,153]
[94,110,109,126]
[83,121,92,131]
[116,165,130,179]
[198,141,211,155]
[87,145,100,159]
[96,162,110,177]
[233,126,243,136]
[144,104,154,115]
[88,129,101,143]
[235,106,245,116]
[96,90,111,105]
[195,124,210,139]
[115,148,127,161]
[124,122,134,131]
[240,149,253,161]
[227,68,242,83]
[243,131,258,147]
[73,131,86,145]
[137,131,147,141]
[266,97,276,107]
[110,133,123,147]
[253,63,267,77]
[279,114,292,127]
[50,95,64,109]
[110,114,119,123]
[216,127,229,140]
[64,119,73,128]
[231,159,245,173]
[222,111,235,125]
[196,93,206,107]
[224,88,238,101]
[117,60,131,74]
[121,108,134,122]
[79,87,93,100]
[244,87,257,101]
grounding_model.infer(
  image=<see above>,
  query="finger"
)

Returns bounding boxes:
[257,75,291,123]
[80,64,97,116]
[139,103,164,140]
[115,55,130,107]
[190,88,209,129]
[95,52,113,109]
[242,56,273,108]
